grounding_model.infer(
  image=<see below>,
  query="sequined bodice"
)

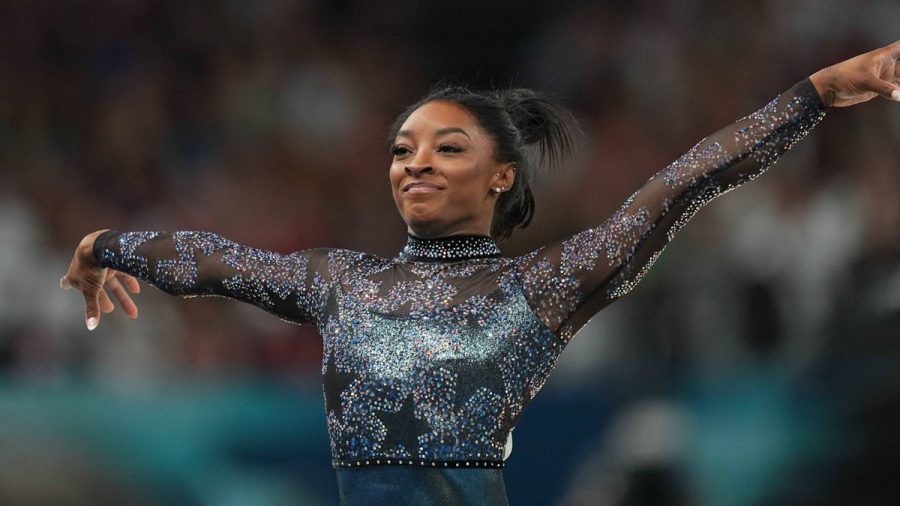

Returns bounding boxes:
[93,77,826,470]
[320,243,555,467]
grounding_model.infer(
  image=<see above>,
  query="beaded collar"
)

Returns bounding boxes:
[398,233,503,262]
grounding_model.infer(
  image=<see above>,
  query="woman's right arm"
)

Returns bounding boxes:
[62,229,331,330]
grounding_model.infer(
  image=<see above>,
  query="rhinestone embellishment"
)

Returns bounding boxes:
[332,458,504,468]
[398,233,503,262]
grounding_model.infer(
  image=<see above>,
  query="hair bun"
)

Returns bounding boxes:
[494,88,579,171]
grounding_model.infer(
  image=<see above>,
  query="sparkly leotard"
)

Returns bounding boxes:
[92,77,826,505]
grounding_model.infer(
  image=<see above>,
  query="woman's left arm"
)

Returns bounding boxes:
[515,40,899,341]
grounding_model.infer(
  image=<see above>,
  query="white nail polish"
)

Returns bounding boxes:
[87,317,98,331]
[892,90,900,102]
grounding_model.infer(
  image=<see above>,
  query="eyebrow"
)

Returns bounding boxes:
[396,127,471,140]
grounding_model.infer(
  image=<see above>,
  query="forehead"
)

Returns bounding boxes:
[399,100,481,135]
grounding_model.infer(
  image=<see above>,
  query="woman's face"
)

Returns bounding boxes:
[389,100,514,239]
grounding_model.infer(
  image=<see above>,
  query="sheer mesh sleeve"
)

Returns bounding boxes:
[92,230,332,327]
[515,77,828,341]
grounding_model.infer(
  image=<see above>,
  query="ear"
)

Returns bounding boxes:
[491,162,517,193]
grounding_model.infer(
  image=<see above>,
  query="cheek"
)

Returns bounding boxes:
[389,164,412,213]
[449,166,488,198]
[389,164,402,184]
[389,166,403,195]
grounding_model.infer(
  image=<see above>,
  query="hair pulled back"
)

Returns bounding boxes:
[388,82,580,241]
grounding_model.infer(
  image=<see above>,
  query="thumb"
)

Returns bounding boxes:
[868,76,900,101]
[84,289,100,331]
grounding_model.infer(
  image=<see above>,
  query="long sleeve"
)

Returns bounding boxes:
[515,77,828,341]
[93,230,332,327]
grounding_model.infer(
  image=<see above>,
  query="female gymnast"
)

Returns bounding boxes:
[61,41,900,505]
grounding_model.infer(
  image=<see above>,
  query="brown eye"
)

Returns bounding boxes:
[390,145,410,156]
[438,145,463,153]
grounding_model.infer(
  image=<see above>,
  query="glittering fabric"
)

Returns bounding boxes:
[92,78,825,482]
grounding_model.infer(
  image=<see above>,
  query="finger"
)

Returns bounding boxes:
[60,275,72,290]
[84,290,100,330]
[890,40,900,59]
[122,274,141,294]
[99,287,115,313]
[867,75,900,101]
[107,276,139,319]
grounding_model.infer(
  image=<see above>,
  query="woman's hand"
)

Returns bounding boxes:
[60,229,141,330]
[810,40,900,107]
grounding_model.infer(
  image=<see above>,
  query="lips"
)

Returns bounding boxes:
[402,182,444,192]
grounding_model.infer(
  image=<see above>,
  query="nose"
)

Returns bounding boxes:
[404,165,433,176]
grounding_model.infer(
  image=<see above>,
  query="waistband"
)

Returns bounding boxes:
[332,458,504,469]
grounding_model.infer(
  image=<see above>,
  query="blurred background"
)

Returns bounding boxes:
[1,0,899,504]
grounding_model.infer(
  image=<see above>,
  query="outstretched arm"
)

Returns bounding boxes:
[516,40,900,342]
[62,229,331,330]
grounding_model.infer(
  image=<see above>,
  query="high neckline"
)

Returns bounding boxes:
[398,233,502,262]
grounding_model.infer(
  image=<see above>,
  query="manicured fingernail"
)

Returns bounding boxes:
[60,276,69,289]
[86,317,98,331]
[892,89,900,101]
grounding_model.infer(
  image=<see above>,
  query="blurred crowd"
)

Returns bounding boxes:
[1,0,898,504]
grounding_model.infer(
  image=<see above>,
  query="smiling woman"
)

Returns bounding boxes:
[388,99,524,238]
[388,85,577,241]
[59,40,900,505]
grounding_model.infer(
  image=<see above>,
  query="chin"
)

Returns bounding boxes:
[404,204,440,224]
[405,216,444,237]
[406,215,437,229]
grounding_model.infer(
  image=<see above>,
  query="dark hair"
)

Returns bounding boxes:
[388,83,580,241]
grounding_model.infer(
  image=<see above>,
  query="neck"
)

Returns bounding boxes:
[407,221,492,240]
[409,230,491,239]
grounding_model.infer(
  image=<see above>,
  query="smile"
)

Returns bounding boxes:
[403,182,444,193]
